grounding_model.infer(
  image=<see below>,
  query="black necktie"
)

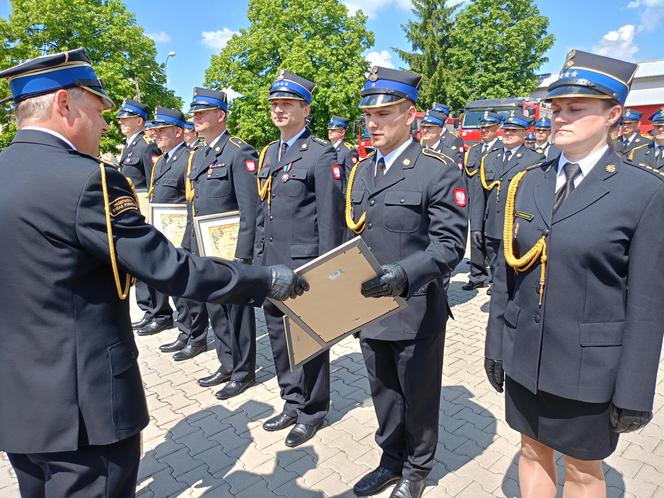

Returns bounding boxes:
[202,144,211,156]
[503,150,512,165]
[280,142,288,162]
[374,157,386,185]
[481,143,488,155]
[553,162,582,213]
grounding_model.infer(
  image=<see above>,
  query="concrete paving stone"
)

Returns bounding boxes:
[209,426,251,452]
[234,479,279,498]
[454,461,503,494]
[152,438,186,461]
[309,471,353,496]
[325,433,373,462]
[157,446,201,478]
[223,463,268,495]
[437,470,474,496]
[604,453,644,479]
[635,463,664,488]
[625,479,659,498]
[174,430,220,457]
[456,481,498,498]
[137,452,170,481]
[150,405,183,428]
[650,486,664,498]
[249,458,300,491]
[189,413,229,438]
[237,442,277,469]
[273,476,326,498]
[319,449,372,484]
[499,477,520,498]
[195,446,237,476]
[142,467,189,498]
[622,442,664,473]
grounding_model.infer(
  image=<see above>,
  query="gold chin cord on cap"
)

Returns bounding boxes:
[256,145,273,214]
[345,161,366,234]
[503,169,548,306]
[99,162,135,300]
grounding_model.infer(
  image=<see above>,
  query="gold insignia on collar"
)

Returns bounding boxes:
[301,143,308,150]
[403,158,411,166]
[516,153,522,158]
[368,66,379,82]
[277,69,285,80]
[215,146,221,152]
[451,145,457,150]
[606,164,617,173]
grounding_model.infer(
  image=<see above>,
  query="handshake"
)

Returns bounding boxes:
[266,265,310,301]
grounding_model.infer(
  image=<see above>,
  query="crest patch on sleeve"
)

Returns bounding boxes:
[109,195,138,217]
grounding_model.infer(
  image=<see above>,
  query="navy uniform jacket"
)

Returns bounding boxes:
[614,134,653,156]
[149,142,188,204]
[120,130,161,190]
[256,129,344,268]
[465,141,501,233]
[535,142,562,161]
[349,142,467,341]
[486,149,664,411]
[435,129,465,166]
[187,131,259,260]
[471,145,545,239]
[334,141,357,183]
[630,141,664,168]
[0,130,272,454]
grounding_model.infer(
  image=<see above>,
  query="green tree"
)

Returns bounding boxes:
[0,0,181,152]
[205,0,374,148]
[394,0,460,110]
[444,0,554,110]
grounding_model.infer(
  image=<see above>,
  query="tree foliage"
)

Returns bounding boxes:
[205,0,374,148]
[445,0,554,110]
[0,0,181,152]
[394,0,460,110]
[397,0,554,113]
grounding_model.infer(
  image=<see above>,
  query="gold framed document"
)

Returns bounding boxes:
[271,237,407,369]
[193,211,241,260]
[148,203,188,247]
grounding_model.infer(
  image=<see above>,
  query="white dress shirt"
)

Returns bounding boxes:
[375,138,414,176]
[556,145,608,193]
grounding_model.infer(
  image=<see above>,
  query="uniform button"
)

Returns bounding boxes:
[248,298,255,304]
[367,246,372,251]
[400,199,405,203]
[269,215,274,221]
[272,192,276,197]
[195,193,199,198]
[367,223,373,229]
[269,236,273,242]
[369,200,375,206]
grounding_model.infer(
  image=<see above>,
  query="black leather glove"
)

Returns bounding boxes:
[609,403,653,433]
[484,358,504,393]
[361,264,408,298]
[234,257,253,264]
[267,265,310,301]
[471,231,484,247]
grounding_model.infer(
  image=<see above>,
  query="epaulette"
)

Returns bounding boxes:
[312,137,329,145]
[422,147,454,164]
[344,142,354,149]
[230,136,247,148]
[634,161,664,180]
[142,135,153,144]
[641,134,653,140]
[261,140,278,154]
[359,151,375,162]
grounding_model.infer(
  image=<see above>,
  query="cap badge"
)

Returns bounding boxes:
[403,158,411,166]
[368,66,379,82]
[277,69,285,80]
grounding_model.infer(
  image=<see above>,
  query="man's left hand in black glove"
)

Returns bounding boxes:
[609,403,653,433]
[361,264,408,298]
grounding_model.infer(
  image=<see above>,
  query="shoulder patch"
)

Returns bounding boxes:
[143,135,153,144]
[359,151,376,162]
[109,195,139,217]
[312,137,329,145]
[422,147,454,164]
[230,136,247,147]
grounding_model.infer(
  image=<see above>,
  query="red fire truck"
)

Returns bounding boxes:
[457,97,549,148]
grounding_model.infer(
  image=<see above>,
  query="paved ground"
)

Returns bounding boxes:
[2,262,663,497]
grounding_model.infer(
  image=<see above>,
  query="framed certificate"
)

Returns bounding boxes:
[193,211,241,260]
[271,237,407,369]
[148,203,188,247]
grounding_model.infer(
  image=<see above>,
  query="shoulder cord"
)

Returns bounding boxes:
[502,168,547,305]
[99,162,135,300]
[256,145,273,214]
[479,152,501,191]
[628,143,649,161]
[146,153,166,200]
[464,147,479,177]
[345,160,366,234]
[184,151,196,215]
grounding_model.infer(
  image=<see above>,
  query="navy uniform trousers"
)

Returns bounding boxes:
[182,132,259,382]
[256,129,344,425]
[348,142,467,479]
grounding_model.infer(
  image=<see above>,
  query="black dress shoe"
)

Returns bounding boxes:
[285,422,322,447]
[172,343,206,361]
[353,466,401,496]
[215,379,255,400]
[389,478,426,498]
[462,281,486,291]
[263,412,297,432]
[198,370,230,387]
[136,318,173,336]
[159,338,187,353]
[131,315,152,330]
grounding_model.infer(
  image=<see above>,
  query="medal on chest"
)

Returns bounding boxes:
[282,163,292,182]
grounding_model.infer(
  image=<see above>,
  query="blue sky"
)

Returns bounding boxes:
[2,0,663,104]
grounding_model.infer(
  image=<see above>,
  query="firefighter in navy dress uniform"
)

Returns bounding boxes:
[472,113,544,294]
[524,132,536,149]
[347,67,467,498]
[485,49,664,498]
[533,118,561,160]
[419,103,464,166]
[0,48,306,498]
[256,70,345,447]
[631,109,664,169]
[183,120,201,150]
[463,112,502,291]
[616,109,653,157]
[327,115,358,187]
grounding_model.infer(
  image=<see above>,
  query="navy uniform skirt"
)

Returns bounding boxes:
[505,376,619,460]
